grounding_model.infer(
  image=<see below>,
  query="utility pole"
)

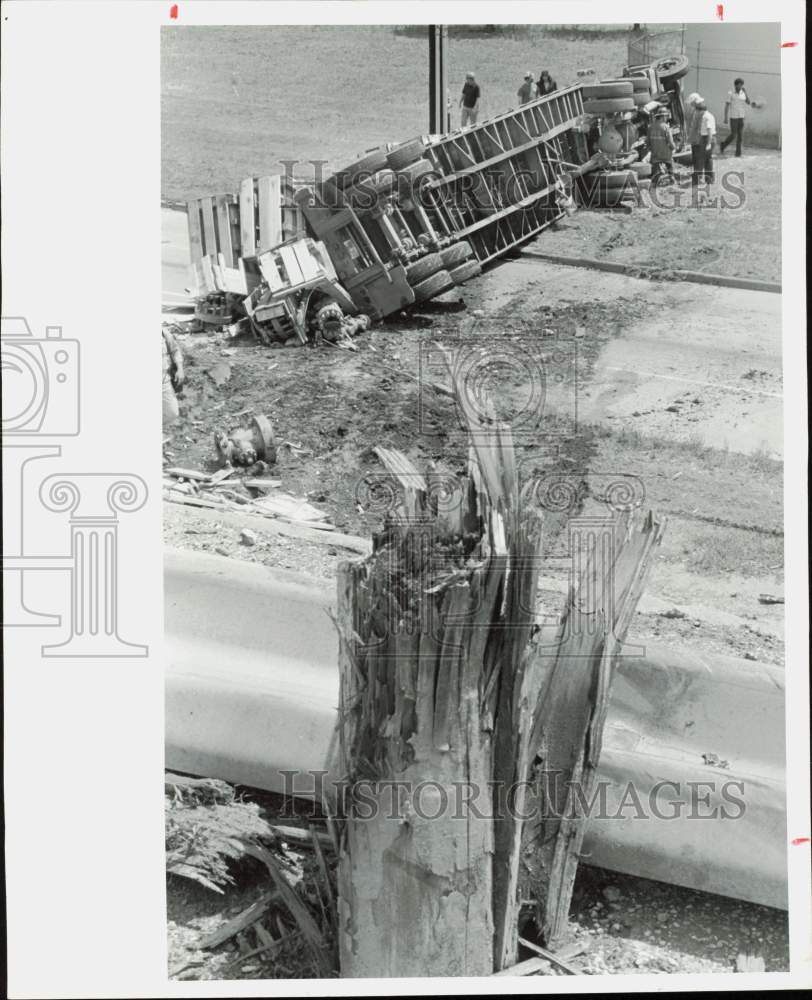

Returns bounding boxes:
[428,25,448,133]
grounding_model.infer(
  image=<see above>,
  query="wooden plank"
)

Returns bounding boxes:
[191,260,207,296]
[257,175,282,251]
[199,255,216,293]
[200,198,218,257]
[215,195,234,267]
[239,177,257,257]
[277,245,305,287]
[257,250,286,294]
[186,201,204,263]
[292,242,321,283]
[218,262,248,296]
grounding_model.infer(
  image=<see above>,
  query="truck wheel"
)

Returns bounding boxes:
[318,176,345,209]
[656,54,690,83]
[387,137,428,171]
[398,157,434,180]
[583,97,636,114]
[440,241,473,268]
[583,82,633,100]
[589,169,639,189]
[405,253,444,284]
[411,269,455,303]
[449,260,482,285]
[594,191,632,207]
[345,169,397,207]
[603,76,650,92]
[334,148,389,189]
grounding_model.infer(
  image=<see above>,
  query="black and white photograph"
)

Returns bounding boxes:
[3,2,810,996]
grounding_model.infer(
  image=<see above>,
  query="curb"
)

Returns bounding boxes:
[519,250,781,294]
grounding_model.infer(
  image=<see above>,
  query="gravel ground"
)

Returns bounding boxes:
[537,151,781,283]
[166,819,789,981]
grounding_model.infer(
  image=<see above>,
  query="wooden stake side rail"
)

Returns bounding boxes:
[186,175,307,275]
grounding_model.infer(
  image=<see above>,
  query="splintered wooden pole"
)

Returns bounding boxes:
[333,359,665,975]
[335,417,542,977]
[520,510,666,949]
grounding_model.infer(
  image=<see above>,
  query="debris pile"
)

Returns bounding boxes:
[165,772,337,979]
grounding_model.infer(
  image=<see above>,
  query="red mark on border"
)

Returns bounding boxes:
[170,3,178,18]
[716,4,724,20]
[781,41,798,48]
[791,837,810,845]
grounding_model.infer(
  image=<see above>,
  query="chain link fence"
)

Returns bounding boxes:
[627,27,686,68]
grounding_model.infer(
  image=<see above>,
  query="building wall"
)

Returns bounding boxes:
[682,22,781,148]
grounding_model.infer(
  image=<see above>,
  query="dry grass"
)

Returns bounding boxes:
[161,25,629,200]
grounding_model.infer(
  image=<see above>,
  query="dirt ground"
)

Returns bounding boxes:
[163,257,783,659]
[166,790,788,982]
[539,151,782,282]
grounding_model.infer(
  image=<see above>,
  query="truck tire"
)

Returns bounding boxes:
[318,176,345,209]
[405,253,444,284]
[583,97,636,115]
[656,54,690,83]
[594,190,633,207]
[583,82,633,100]
[603,76,650,92]
[333,148,389,189]
[345,169,397,207]
[411,269,456,303]
[588,169,639,189]
[387,137,428,171]
[440,241,473,268]
[449,260,482,285]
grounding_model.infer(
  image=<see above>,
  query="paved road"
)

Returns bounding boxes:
[162,207,192,303]
[471,255,783,458]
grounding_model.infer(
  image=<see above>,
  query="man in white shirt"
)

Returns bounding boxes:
[689,98,716,196]
[721,77,750,157]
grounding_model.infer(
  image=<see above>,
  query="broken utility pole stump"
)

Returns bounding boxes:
[332,369,665,977]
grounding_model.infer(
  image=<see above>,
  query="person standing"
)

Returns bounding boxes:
[721,77,750,156]
[537,69,557,96]
[647,106,676,183]
[685,93,706,191]
[693,98,716,195]
[460,72,481,127]
[517,71,537,105]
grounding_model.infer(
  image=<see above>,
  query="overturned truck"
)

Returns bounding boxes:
[184,54,691,342]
